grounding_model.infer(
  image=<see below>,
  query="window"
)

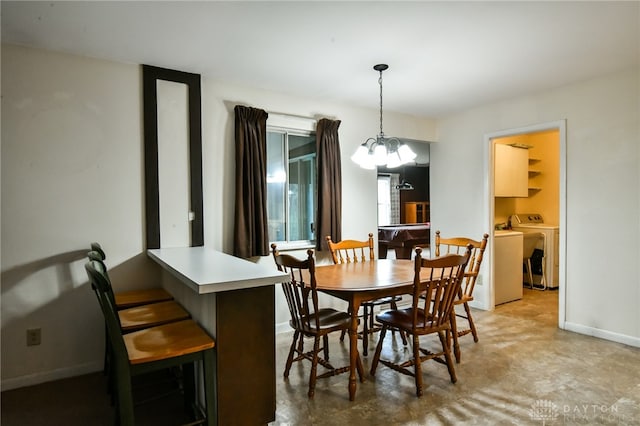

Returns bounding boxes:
[377,175,392,226]
[266,128,317,245]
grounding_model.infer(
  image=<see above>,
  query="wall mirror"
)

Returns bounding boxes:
[377,140,431,225]
[143,65,203,249]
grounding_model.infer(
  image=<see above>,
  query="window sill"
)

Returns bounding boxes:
[271,241,316,252]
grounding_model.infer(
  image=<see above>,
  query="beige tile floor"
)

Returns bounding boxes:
[270,289,640,425]
[3,289,639,425]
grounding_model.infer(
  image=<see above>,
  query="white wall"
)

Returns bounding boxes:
[4,43,637,391]
[1,44,154,390]
[0,44,436,389]
[433,68,640,345]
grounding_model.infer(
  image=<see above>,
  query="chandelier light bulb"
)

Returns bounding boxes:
[398,143,417,163]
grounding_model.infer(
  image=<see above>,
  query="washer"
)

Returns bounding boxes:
[509,214,559,289]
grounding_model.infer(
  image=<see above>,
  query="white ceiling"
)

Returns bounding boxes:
[2,1,638,117]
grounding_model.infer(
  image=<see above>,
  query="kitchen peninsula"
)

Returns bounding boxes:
[148,246,288,426]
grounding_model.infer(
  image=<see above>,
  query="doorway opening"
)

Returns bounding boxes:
[486,120,566,330]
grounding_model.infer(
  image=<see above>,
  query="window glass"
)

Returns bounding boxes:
[267,132,286,242]
[377,175,391,226]
[267,129,316,244]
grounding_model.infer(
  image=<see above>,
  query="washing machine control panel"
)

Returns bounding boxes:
[510,213,544,225]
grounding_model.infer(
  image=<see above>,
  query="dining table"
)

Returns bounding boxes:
[312,258,417,401]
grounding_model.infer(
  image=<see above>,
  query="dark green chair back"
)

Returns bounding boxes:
[90,242,107,260]
[85,260,127,364]
[86,251,118,311]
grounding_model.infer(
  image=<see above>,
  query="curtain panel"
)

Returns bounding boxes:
[233,105,270,258]
[315,118,342,251]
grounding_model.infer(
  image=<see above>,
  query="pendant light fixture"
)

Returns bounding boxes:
[351,64,417,169]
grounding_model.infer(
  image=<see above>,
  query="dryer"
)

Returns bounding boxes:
[509,214,559,289]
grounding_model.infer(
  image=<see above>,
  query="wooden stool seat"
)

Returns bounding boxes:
[114,288,174,309]
[125,319,215,365]
[118,300,191,333]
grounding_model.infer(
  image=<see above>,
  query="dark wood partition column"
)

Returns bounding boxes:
[216,286,276,425]
[143,65,204,249]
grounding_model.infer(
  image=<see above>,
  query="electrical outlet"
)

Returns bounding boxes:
[27,328,41,346]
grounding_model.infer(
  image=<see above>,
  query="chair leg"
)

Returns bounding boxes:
[413,334,423,397]
[115,368,135,426]
[463,301,479,342]
[450,310,461,363]
[369,326,388,376]
[388,300,408,345]
[182,362,196,416]
[297,331,305,354]
[400,329,408,346]
[356,352,365,383]
[525,259,534,289]
[439,330,457,384]
[202,349,217,426]
[284,330,300,378]
[369,304,376,329]
[308,336,321,398]
[323,335,329,361]
[362,304,369,356]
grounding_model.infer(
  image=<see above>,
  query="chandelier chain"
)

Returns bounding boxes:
[378,72,384,137]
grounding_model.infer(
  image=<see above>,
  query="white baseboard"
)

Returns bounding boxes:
[1,360,103,392]
[563,322,640,348]
[276,321,293,335]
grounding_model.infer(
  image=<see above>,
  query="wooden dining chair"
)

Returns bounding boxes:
[271,245,363,398]
[370,246,471,397]
[85,260,217,426]
[90,242,173,309]
[326,233,405,356]
[434,231,489,363]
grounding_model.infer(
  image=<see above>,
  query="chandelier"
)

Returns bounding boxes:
[351,64,417,169]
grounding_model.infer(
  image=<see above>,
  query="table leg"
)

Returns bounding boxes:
[396,246,412,259]
[378,242,389,259]
[348,300,361,401]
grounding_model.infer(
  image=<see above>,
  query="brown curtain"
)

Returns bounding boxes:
[315,118,342,251]
[233,105,270,258]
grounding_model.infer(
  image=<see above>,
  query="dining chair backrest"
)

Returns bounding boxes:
[412,246,471,331]
[271,245,319,332]
[326,233,374,264]
[434,231,489,301]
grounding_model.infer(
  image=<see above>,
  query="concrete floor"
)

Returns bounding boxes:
[270,289,640,425]
[3,289,639,425]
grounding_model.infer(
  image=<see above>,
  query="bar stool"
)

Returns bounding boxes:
[90,242,173,308]
[85,260,217,426]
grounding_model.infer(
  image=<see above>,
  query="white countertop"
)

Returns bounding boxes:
[147,246,288,294]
